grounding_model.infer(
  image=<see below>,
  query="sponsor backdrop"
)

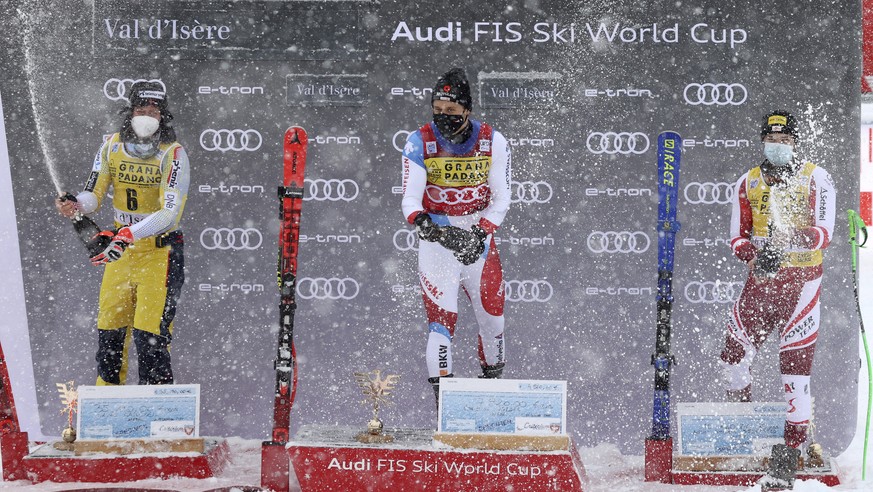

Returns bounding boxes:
[0,0,860,453]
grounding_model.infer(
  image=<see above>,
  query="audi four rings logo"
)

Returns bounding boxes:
[200,129,263,152]
[683,83,748,106]
[425,183,490,205]
[103,78,165,101]
[393,130,412,152]
[305,179,359,201]
[684,182,734,204]
[586,231,651,254]
[393,229,418,252]
[586,132,650,155]
[511,181,553,204]
[684,281,744,304]
[297,277,360,300]
[199,228,263,250]
[505,280,553,303]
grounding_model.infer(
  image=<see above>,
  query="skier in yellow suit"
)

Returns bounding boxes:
[55,81,189,385]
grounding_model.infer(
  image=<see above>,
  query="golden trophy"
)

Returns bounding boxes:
[54,381,78,450]
[353,369,400,443]
[806,402,825,468]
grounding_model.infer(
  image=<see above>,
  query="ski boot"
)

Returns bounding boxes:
[428,374,453,407]
[478,363,505,379]
[725,385,751,402]
[759,443,801,491]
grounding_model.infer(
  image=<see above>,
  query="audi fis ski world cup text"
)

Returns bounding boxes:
[391,21,747,48]
[326,457,542,478]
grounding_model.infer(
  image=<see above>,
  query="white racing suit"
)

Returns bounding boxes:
[401,119,511,381]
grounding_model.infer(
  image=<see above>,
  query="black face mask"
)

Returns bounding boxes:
[433,113,467,138]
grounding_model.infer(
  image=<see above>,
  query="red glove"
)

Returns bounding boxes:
[90,227,134,266]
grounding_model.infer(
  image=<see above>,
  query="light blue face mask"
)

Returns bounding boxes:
[126,141,158,159]
[763,142,794,166]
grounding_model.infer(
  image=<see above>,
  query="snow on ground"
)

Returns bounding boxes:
[2,239,873,492]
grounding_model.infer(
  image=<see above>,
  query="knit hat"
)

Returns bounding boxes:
[431,68,472,110]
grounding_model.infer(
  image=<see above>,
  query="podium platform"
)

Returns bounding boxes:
[278,425,587,492]
[20,437,230,483]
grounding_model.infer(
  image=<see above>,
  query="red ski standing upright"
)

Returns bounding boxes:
[274,126,307,441]
[262,127,307,492]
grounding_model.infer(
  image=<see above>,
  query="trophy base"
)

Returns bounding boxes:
[52,441,75,452]
[354,432,395,444]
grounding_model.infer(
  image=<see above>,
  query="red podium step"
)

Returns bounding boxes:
[671,458,842,487]
[274,425,587,492]
[20,437,230,483]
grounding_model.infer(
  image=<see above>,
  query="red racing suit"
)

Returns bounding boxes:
[720,161,835,448]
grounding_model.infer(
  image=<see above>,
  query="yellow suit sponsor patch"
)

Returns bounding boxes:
[425,156,491,187]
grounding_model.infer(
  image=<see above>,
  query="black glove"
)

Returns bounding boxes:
[441,225,487,265]
[413,212,441,242]
[755,242,785,277]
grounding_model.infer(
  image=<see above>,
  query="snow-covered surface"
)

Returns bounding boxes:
[1,244,871,491]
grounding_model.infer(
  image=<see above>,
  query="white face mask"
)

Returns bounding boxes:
[763,142,794,166]
[131,115,160,139]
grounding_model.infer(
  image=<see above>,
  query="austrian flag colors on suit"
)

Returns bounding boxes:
[722,159,836,448]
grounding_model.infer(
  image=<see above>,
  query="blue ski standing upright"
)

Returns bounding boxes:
[645,131,682,482]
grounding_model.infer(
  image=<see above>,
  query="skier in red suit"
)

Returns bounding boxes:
[720,110,835,489]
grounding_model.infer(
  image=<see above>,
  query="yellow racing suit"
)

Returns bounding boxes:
[76,133,189,385]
